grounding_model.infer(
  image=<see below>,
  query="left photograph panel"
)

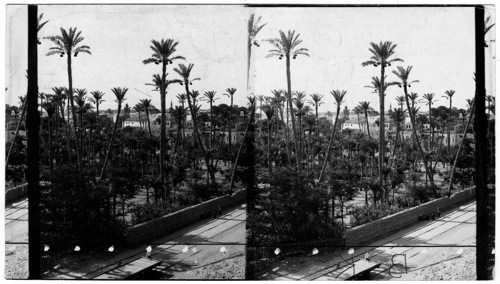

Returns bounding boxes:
[5,4,250,280]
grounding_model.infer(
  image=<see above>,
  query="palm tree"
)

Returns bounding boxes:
[310,93,324,142]
[224,88,237,153]
[90,90,105,117]
[362,41,403,190]
[145,73,182,183]
[388,108,405,160]
[443,90,455,152]
[140,99,153,137]
[99,87,128,181]
[408,92,419,109]
[248,14,266,90]
[484,15,495,47]
[143,38,185,182]
[353,105,363,131]
[423,93,436,150]
[134,103,145,129]
[293,91,308,162]
[36,13,48,44]
[174,63,216,185]
[319,89,347,182]
[392,66,435,193]
[45,27,91,132]
[266,30,310,169]
[203,91,217,149]
[74,88,88,152]
[395,95,405,110]
[358,101,372,139]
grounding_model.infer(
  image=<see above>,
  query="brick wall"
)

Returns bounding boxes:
[345,187,476,246]
[125,189,246,244]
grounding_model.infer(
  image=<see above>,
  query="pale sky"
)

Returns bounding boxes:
[6,5,248,110]
[5,5,496,113]
[251,6,496,112]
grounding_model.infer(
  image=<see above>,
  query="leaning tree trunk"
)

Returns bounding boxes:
[230,103,255,192]
[183,80,216,185]
[403,86,435,195]
[318,105,341,183]
[448,101,475,195]
[99,104,122,181]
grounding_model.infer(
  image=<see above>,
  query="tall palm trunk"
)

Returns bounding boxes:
[365,112,371,139]
[228,95,233,154]
[160,63,167,183]
[447,98,452,152]
[378,65,386,194]
[145,107,152,137]
[209,100,215,173]
[183,82,216,185]
[99,104,122,181]
[66,54,81,168]
[403,86,435,194]
[429,104,434,151]
[318,105,341,182]
[58,101,72,162]
[280,101,291,165]
[285,55,299,169]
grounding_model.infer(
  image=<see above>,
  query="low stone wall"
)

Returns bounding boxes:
[345,187,476,246]
[125,189,246,244]
[5,183,28,205]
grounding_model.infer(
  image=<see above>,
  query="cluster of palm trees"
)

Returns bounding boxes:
[5,13,262,212]
[252,23,486,208]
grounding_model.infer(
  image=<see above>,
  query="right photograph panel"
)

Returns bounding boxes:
[246,6,495,280]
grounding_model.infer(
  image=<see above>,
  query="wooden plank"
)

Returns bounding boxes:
[333,259,380,280]
[94,258,162,280]
[346,260,380,280]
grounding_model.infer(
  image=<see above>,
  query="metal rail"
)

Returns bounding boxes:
[388,253,407,278]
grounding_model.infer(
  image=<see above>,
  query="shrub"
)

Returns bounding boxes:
[406,184,433,203]
[249,167,345,247]
[130,202,170,225]
[350,203,403,227]
[40,165,126,250]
